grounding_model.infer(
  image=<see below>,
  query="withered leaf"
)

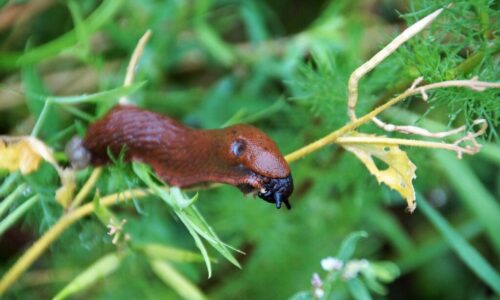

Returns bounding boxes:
[341,132,417,212]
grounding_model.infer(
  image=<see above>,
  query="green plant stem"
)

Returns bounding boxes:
[0,195,39,237]
[69,168,102,210]
[479,143,500,165]
[0,183,25,218]
[30,101,51,137]
[150,259,207,300]
[285,80,453,162]
[285,89,411,162]
[0,173,20,197]
[0,0,125,69]
[2,77,494,295]
[0,189,149,296]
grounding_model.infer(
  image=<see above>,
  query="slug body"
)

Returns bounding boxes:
[82,105,293,209]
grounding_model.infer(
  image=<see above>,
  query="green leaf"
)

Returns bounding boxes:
[0,195,38,237]
[0,173,20,198]
[22,60,59,137]
[53,252,123,300]
[480,143,500,166]
[369,262,400,282]
[131,162,241,277]
[196,23,236,67]
[346,277,372,300]
[180,216,213,277]
[45,81,146,105]
[139,243,207,263]
[396,220,482,274]
[0,183,25,218]
[360,261,399,295]
[433,151,500,252]
[92,190,117,226]
[150,259,207,300]
[60,105,96,123]
[0,0,125,69]
[288,291,313,300]
[67,0,91,58]
[418,195,500,294]
[241,1,268,42]
[30,101,51,137]
[361,271,387,295]
[337,231,368,261]
[367,208,414,254]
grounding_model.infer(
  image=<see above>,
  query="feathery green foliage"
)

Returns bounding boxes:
[0,0,498,299]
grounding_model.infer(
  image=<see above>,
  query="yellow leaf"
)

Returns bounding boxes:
[341,133,417,212]
[55,168,76,208]
[1,136,76,208]
[0,138,43,174]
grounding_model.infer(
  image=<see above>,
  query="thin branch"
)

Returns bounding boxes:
[2,7,498,296]
[1,80,496,297]
[371,77,498,137]
[0,31,156,295]
[285,79,498,163]
[335,127,485,158]
[68,167,102,210]
[0,188,150,296]
[372,117,467,138]
[348,7,445,121]
[414,78,500,91]
[119,29,152,105]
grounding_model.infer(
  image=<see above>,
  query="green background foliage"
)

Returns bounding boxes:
[0,0,499,299]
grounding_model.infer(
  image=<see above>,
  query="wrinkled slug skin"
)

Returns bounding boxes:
[83,105,290,190]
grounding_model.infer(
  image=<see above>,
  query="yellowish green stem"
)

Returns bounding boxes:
[336,136,473,155]
[0,188,149,295]
[69,167,102,210]
[0,83,430,296]
[285,88,410,162]
[1,79,497,296]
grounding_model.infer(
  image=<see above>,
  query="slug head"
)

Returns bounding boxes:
[223,124,294,209]
[257,176,293,209]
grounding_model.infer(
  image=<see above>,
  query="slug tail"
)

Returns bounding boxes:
[65,136,92,169]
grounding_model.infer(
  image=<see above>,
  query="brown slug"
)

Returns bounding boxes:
[75,105,293,209]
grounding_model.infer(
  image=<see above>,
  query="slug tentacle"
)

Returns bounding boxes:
[81,105,294,209]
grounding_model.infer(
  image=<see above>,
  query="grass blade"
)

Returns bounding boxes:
[368,208,414,254]
[0,0,125,69]
[433,151,500,252]
[396,220,482,273]
[138,243,206,263]
[0,195,39,237]
[53,252,122,300]
[418,194,500,294]
[150,259,207,300]
[0,173,20,197]
[0,183,25,218]
[46,82,146,104]
[131,162,241,276]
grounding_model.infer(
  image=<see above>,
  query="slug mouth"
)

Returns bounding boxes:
[257,175,294,210]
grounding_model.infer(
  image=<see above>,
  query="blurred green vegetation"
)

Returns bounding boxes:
[0,0,499,299]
